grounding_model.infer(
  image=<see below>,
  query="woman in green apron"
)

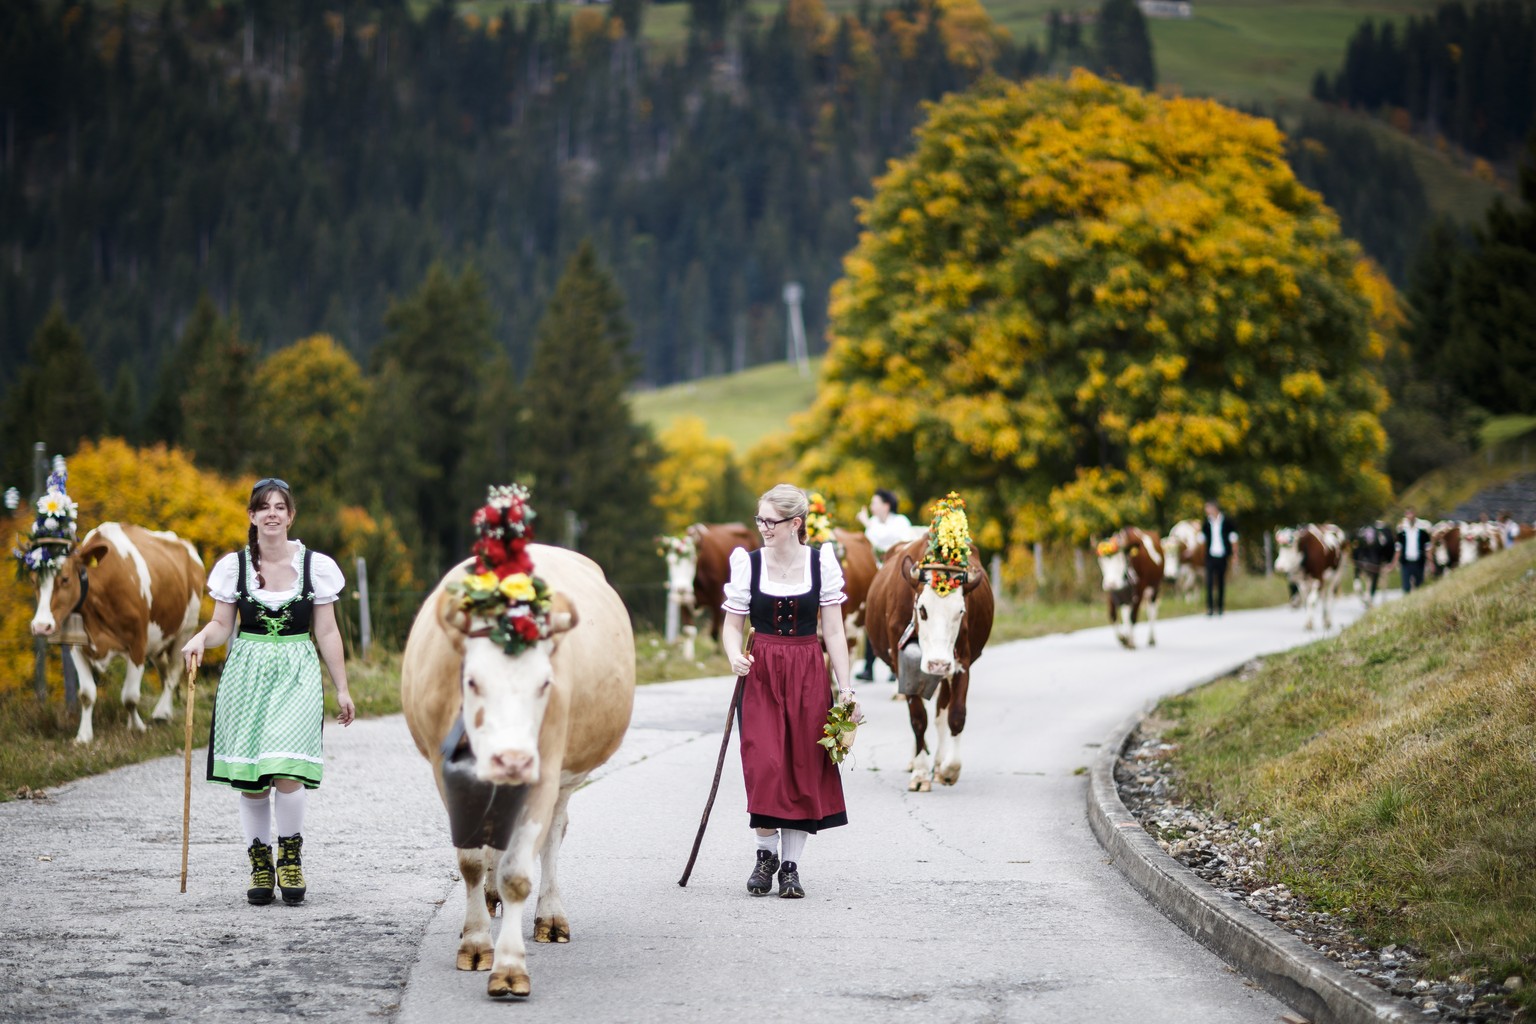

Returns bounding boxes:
[182,478,354,905]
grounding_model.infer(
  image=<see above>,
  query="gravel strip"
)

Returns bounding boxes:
[1115,676,1523,1024]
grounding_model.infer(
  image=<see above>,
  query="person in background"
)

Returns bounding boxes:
[1396,507,1432,594]
[182,478,354,907]
[1201,500,1237,616]
[854,489,912,682]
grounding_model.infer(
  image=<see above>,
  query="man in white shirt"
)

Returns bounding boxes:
[854,489,912,681]
[1396,507,1431,594]
[1200,500,1237,616]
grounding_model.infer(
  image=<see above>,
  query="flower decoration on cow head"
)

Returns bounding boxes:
[655,533,696,562]
[1096,537,1120,558]
[924,492,971,597]
[12,460,78,582]
[450,484,555,656]
[804,492,835,547]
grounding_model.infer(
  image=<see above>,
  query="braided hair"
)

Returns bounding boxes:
[247,480,296,590]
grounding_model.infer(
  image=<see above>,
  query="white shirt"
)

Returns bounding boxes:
[1403,522,1421,561]
[207,542,346,609]
[1208,516,1226,558]
[864,512,914,558]
[721,544,846,615]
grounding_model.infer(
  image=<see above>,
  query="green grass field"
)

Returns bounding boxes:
[1153,539,1536,1002]
[631,357,823,453]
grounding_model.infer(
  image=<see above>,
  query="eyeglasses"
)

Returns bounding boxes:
[754,515,794,529]
[252,477,290,492]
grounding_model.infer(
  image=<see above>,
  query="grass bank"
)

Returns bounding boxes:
[1156,540,1536,1002]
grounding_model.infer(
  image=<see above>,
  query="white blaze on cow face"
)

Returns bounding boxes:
[913,584,967,677]
[1098,551,1130,593]
[1273,530,1302,577]
[29,571,59,635]
[663,549,697,605]
[460,634,556,786]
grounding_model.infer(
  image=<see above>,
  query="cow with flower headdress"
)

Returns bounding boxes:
[21,463,205,744]
[863,493,993,792]
[1095,527,1165,649]
[401,484,635,1000]
[803,492,878,658]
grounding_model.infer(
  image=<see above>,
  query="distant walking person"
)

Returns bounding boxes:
[1396,508,1432,594]
[854,489,912,683]
[182,478,354,906]
[1201,501,1237,616]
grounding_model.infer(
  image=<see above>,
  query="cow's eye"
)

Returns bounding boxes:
[538,678,552,695]
[918,606,928,620]
[465,677,480,694]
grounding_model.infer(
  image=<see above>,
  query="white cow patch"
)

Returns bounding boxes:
[96,523,153,607]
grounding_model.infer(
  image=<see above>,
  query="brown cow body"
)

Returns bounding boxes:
[864,533,993,792]
[830,528,877,654]
[1273,524,1345,630]
[1097,528,1164,649]
[682,522,760,653]
[29,523,205,744]
[1161,520,1205,602]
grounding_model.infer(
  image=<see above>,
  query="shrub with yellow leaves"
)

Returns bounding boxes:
[788,71,1395,555]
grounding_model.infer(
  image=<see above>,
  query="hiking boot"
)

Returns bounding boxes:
[246,840,275,906]
[275,834,306,905]
[746,849,779,896]
[777,861,804,899]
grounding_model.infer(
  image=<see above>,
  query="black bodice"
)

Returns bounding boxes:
[747,547,821,637]
[235,548,316,637]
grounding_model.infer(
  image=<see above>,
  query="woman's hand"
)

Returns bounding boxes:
[335,689,356,727]
[730,652,755,677]
[181,634,206,676]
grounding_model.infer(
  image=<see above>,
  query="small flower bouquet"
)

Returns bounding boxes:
[13,461,78,581]
[818,692,866,765]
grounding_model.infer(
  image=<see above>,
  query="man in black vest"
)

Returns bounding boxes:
[1201,500,1238,616]
[1396,507,1432,594]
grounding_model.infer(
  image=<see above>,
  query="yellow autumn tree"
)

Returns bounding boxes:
[651,417,754,533]
[789,71,1395,560]
[251,334,367,511]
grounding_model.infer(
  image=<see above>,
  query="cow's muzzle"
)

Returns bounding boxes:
[484,749,538,785]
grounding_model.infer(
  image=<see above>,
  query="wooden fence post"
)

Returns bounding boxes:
[355,556,372,661]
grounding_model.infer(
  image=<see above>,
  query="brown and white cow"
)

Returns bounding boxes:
[401,544,635,1000]
[1096,528,1164,649]
[830,527,877,655]
[1273,524,1346,630]
[864,534,993,792]
[1429,520,1462,577]
[661,522,761,658]
[29,523,204,744]
[1160,519,1205,602]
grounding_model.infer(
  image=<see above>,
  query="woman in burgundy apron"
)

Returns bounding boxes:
[721,484,853,898]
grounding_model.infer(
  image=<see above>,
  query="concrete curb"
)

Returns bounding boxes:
[1086,662,1414,1024]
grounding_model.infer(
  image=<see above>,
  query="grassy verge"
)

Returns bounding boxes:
[1155,540,1536,1002]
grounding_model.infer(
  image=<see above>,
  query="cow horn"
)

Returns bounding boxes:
[548,592,579,636]
[962,565,983,593]
[903,555,921,588]
[435,589,469,653]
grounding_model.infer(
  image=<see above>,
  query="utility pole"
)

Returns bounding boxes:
[782,282,808,376]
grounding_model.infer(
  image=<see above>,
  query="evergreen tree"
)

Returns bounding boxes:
[519,241,662,593]
[106,365,141,443]
[0,304,107,487]
[180,309,256,474]
[1095,0,1156,90]
[146,293,223,446]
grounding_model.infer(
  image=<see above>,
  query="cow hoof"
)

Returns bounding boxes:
[456,941,493,972]
[484,891,501,918]
[1147,637,1156,647]
[908,776,932,793]
[488,968,531,998]
[937,764,961,786]
[534,916,570,943]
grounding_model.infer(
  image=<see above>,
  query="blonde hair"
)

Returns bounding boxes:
[759,483,809,543]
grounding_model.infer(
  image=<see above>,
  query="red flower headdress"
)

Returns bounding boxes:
[451,484,554,655]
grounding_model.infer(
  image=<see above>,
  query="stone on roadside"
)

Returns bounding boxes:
[1504,976,1523,992]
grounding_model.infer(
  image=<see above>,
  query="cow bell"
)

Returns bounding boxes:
[47,613,89,647]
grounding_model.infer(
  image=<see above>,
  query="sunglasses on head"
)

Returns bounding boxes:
[252,477,290,492]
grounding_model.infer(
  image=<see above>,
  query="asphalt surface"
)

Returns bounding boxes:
[0,596,1373,1023]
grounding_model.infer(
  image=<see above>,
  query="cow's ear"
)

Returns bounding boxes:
[962,567,984,594]
[902,555,921,589]
[77,538,110,568]
[435,590,469,653]
[548,592,579,636]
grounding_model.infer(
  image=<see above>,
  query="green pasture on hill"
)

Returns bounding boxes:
[631,357,822,453]
[1155,539,1536,999]
[1396,417,1536,520]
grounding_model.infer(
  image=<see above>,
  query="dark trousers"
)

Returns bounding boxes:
[1205,555,1229,614]
[1401,558,1426,593]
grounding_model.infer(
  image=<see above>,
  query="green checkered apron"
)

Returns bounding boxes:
[207,548,325,791]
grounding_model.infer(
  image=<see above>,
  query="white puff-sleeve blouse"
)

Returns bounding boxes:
[207,542,346,610]
[721,543,847,615]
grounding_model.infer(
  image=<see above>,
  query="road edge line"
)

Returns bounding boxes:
[1086,662,1413,1024]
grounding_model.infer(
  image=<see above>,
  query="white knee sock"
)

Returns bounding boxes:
[273,787,307,839]
[239,792,272,846]
[780,828,808,865]
[755,830,779,854]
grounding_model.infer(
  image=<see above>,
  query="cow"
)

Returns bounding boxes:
[401,544,635,1000]
[1273,524,1346,630]
[661,522,760,658]
[1430,520,1463,577]
[28,523,204,745]
[1096,528,1165,649]
[1349,522,1397,607]
[1160,519,1205,602]
[864,533,993,793]
[829,527,877,656]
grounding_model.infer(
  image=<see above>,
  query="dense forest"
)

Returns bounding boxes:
[1313,0,1536,163]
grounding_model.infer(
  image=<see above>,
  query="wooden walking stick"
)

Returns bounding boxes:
[180,660,197,894]
[678,627,752,887]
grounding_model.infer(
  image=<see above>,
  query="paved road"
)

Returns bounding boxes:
[0,598,1373,1023]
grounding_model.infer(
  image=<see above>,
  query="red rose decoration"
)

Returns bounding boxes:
[512,615,542,641]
